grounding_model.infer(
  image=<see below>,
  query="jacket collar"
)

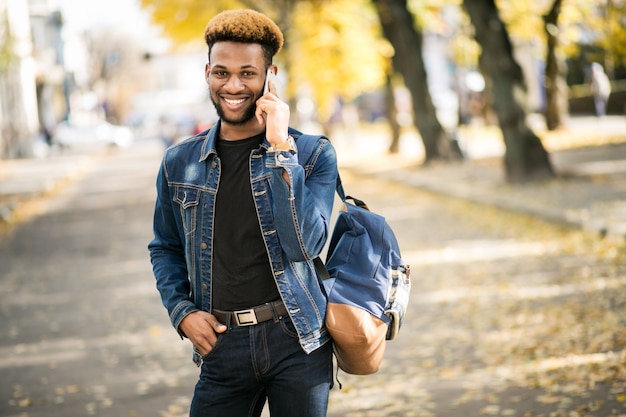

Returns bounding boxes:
[199,120,219,162]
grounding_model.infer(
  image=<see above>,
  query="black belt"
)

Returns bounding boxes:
[212,300,288,327]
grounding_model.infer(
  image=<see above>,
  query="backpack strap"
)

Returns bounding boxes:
[335,175,346,202]
[314,257,330,280]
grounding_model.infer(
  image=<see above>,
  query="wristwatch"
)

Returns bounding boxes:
[269,135,296,154]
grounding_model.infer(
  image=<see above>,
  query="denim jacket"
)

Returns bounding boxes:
[148,121,337,363]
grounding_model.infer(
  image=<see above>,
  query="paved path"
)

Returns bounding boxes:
[0,140,194,417]
[334,115,626,238]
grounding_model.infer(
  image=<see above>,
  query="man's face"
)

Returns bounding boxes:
[206,42,268,127]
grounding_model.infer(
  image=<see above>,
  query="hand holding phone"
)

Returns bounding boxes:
[256,68,289,145]
[263,69,280,95]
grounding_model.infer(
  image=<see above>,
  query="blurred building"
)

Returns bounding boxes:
[0,0,68,159]
[1,0,38,158]
[30,0,68,146]
[2,0,215,158]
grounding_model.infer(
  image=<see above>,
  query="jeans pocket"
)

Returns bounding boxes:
[279,317,299,339]
[200,333,227,361]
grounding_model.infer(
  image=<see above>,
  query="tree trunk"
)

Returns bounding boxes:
[373,0,461,162]
[463,0,554,183]
[543,0,568,131]
[385,72,401,153]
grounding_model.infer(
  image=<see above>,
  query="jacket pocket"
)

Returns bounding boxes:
[174,186,201,235]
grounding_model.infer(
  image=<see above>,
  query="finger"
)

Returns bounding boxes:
[196,338,215,357]
[255,101,267,125]
[208,314,228,333]
[268,79,277,96]
[192,330,219,356]
[255,108,266,125]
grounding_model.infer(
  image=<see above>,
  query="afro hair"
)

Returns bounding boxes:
[204,9,284,58]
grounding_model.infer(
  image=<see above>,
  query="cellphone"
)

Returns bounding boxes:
[263,69,280,95]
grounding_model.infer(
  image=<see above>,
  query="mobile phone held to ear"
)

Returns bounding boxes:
[264,69,280,95]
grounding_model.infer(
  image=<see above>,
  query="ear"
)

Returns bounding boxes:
[205,63,210,83]
[269,64,278,76]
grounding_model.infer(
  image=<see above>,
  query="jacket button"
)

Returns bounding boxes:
[200,242,207,250]
[211,161,217,168]
[201,283,208,291]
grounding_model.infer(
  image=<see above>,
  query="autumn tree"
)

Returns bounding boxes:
[497,0,626,117]
[463,0,554,183]
[385,71,402,153]
[580,0,626,79]
[495,0,569,130]
[373,0,463,162]
[289,0,387,130]
[543,0,567,130]
[83,29,150,123]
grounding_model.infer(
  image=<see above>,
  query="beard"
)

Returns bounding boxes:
[209,87,260,126]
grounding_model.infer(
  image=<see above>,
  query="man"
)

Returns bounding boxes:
[148,9,338,417]
[590,62,611,117]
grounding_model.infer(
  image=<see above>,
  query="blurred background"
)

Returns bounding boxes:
[2,2,626,416]
[1,0,624,181]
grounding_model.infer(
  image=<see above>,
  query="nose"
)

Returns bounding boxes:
[224,75,244,92]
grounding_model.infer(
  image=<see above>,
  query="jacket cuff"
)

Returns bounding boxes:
[171,301,199,338]
[265,149,298,169]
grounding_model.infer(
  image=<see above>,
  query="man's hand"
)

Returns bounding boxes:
[255,78,290,146]
[179,311,227,357]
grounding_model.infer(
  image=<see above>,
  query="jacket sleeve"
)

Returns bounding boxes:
[148,159,198,335]
[266,135,338,262]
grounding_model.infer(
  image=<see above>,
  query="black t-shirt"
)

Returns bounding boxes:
[211,134,280,310]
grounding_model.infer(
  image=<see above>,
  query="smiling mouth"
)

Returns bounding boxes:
[224,98,245,105]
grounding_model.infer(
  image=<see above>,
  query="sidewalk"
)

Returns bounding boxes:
[334,115,626,238]
[1,116,625,236]
[0,145,110,225]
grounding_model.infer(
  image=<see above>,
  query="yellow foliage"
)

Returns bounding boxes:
[290,0,388,120]
[139,0,388,123]
[139,0,249,46]
[139,0,626,125]
[408,0,626,70]
[496,0,626,65]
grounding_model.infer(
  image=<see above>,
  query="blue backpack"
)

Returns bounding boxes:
[296,134,412,375]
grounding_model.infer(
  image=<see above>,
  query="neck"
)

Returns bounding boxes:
[219,121,265,141]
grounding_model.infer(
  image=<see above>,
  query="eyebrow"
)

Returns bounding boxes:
[211,64,260,70]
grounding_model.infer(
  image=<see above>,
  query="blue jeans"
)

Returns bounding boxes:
[189,316,333,417]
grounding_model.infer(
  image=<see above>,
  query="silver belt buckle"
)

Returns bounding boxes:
[234,309,258,326]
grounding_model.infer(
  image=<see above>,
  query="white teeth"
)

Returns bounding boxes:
[225,98,245,105]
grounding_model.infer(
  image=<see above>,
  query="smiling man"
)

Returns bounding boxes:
[148,9,338,417]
